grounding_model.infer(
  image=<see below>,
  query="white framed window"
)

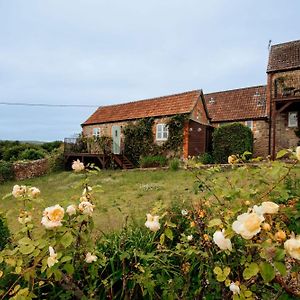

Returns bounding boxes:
[288,112,298,128]
[245,120,253,130]
[93,127,101,137]
[156,124,168,141]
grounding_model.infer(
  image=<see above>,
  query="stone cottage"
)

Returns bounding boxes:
[82,90,212,159]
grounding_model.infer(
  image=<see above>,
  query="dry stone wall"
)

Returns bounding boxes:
[13,159,48,181]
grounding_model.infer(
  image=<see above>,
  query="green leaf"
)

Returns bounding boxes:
[276,149,289,159]
[260,262,275,283]
[18,237,33,245]
[60,256,73,263]
[165,221,177,228]
[243,262,259,280]
[61,232,74,248]
[274,261,287,276]
[159,233,165,245]
[213,266,222,275]
[19,244,35,255]
[208,218,222,227]
[164,228,173,241]
[63,263,74,275]
[223,267,231,277]
[274,248,285,261]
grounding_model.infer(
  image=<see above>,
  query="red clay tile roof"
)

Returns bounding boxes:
[204,85,267,122]
[267,40,300,72]
[82,90,202,125]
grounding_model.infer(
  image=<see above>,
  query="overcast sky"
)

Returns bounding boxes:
[0,0,300,141]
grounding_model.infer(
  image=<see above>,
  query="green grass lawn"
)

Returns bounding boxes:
[0,169,199,234]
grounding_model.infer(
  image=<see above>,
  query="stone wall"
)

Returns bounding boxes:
[13,159,48,181]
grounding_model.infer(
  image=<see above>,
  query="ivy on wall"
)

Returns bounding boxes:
[123,115,188,165]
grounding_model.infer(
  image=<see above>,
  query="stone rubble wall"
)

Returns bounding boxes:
[13,159,48,181]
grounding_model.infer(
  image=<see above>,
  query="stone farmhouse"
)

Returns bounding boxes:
[79,39,300,164]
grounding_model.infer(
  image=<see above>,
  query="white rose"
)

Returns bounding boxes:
[47,246,58,268]
[284,235,300,260]
[229,282,240,295]
[232,212,264,239]
[187,235,193,241]
[66,204,77,216]
[85,252,97,263]
[41,204,65,229]
[78,201,94,216]
[72,159,85,172]
[28,187,40,198]
[145,214,160,232]
[12,185,27,198]
[181,209,188,216]
[296,146,300,161]
[252,205,265,216]
[228,155,237,164]
[213,230,232,251]
[261,201,279,214]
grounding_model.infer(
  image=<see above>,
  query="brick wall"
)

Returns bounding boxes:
[13,159,48,181]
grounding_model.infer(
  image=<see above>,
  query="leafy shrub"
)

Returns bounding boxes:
[169,158,180,171]
[19,148,45,160]
[213,123,253,163]
[140,155,167,168]
[0,215,10,250]
[197,152,214,164]
[0,161,14,182]
[41,141,62,153]
[2,145,28,161]
[48,147,65,172]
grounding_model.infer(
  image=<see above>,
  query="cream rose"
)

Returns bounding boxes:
[284,235,300,260]
[228,155,237,164]
[296,146,300,161]
[72,159,85,172]
[261,201,279,214]
[229,282,240,295]
[41,204,65,229]
[12,185,27,198]
[66,204,77,216]
[28,187,40,198]
[78,201,94,216]
[145,214,160,232]
[232,212,264,239]
[187,235,193,241]
[85,252,97,263]
[213,230,232,251]
[47,246,58,268]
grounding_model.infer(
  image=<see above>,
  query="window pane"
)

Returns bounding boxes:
[288,112,298,127]
[157,132,162,139]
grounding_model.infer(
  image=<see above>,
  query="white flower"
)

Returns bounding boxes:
[41,204,65,229]
[78,201,94,216]
[252,205,265,216]
[229,282,240,295]
[181,209,188,216]
[261,201,279,214]
[47,246,58,268]
[82,186,92,196]
[145,214,160,232]
[72,159,85,172]
[232,212,264,239]
[213,230,232,251]
[296,146,300,161]
[28,187,40,198]
[284,235,300,260]
[12,185,27,198]
[66,204,77,216]
[187,235,193,241]
[85,252,97,263]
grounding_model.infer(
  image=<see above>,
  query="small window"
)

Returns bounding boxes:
[245,120,253,130]
[288,112,298,128]
[93,128,101,137]
[156,124,168,141]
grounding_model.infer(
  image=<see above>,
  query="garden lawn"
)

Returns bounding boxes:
[0,169,201,235]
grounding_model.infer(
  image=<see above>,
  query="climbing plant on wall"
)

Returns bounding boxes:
[123,115,188,165]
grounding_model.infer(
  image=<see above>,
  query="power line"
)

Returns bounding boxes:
[0,102,99,108]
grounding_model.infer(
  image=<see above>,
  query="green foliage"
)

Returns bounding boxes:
[212,123,253,163]
[197,152,214,164]
[48,147,65,172]
[41,141,62,153]
[19,148,46,160]
[2,144,28,161]
[169,158,180,171]
[0,215,10,250]
[140,155,167,168]
[0,161,14,182]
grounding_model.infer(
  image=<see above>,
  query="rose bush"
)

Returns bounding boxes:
[0,150,299,299]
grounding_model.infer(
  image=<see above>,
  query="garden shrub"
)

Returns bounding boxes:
[0,161,14,182]
[140,155,167,168]
[169,158,180,171]
[213,123,253,163]
[41,141,62,153]
[19,148,46,160]
[48,148,65,172]
[2,144,28,161]
[197,152,214,164]
[0,215,10,250]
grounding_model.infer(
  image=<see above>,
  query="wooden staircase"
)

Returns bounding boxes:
[113,154,134,169]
